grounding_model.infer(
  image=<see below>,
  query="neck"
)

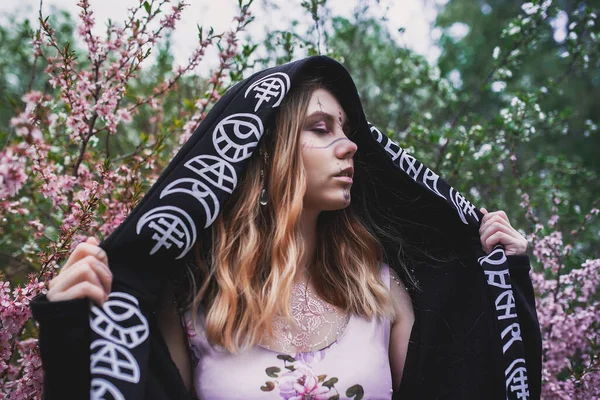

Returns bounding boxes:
[295,208,319,283]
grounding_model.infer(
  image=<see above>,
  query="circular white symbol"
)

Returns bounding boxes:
[91,378,125,400]
[245,72,291,112]
[136,205,196,259]
[213,113,264,163]
[90,339,140,383]
[161,178,220,228]
[184,154,238,194]
[90,292,149,349]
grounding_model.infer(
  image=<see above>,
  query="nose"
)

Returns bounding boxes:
[334,137,358,160]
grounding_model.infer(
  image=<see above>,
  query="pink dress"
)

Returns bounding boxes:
[184,266,393,399]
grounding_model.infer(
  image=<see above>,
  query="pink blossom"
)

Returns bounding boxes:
[28,220,46,239]
[116,108,133,124]
[2,0,329,397]
[0,148,28,200]
[519,193,529,208]
[277,362,332,400]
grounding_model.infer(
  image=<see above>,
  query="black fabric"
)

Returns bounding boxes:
[394,255,541,400]
[30,55,542,399]
[30,255,541,399]
[31,295,91,399]
[507,255,543,400]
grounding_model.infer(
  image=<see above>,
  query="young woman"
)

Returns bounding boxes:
[32,56,539,400]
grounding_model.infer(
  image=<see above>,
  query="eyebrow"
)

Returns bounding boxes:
[305,111,349,128]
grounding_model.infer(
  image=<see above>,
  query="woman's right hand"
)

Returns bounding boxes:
[47,236,113,306]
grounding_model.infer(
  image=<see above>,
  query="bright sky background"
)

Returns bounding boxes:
[1,0,446,73]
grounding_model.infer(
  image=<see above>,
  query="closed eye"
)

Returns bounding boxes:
[312,127,330,134]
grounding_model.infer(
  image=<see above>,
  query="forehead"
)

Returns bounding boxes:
[307,88,347,120]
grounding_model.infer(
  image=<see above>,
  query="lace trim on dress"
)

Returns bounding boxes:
[259,282,350,354]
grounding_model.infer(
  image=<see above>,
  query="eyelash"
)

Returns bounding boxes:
[311,121,331,134]
[312,127,330,134]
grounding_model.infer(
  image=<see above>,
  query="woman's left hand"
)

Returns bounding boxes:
[479,208,527,255]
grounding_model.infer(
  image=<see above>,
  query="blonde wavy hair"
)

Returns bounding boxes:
[189,78,397,353]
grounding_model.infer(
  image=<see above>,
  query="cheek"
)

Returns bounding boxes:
[301,146,324,184]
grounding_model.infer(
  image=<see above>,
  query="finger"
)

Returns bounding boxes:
[484,231,513,253]
[479,218,520,240]
[480,207,488,215]
[479,213,516,235]
[480,210,510,226]
[62,242,109,271]
[480,223,520,253]
[50,258,112,296]
[86,237,100,246]
[77,256,112,294]
[49,281,108,307]
[494,210,510,223]
[480,208,493,225]
[49,261,105,296]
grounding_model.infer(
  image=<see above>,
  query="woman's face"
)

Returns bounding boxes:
[300,88,357,212]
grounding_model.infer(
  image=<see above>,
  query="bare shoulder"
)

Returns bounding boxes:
[388,267,414,392]
[389,268,414,327]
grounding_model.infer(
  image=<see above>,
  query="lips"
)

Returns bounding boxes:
[335,166,354,179]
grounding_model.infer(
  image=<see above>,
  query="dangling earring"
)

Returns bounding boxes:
[259,148,269,207]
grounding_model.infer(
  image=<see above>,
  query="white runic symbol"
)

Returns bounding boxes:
[136,206,196,259]
[422,168,446,199]
[505,358,530,399]
[160,178,220,227]
[450,187,479,224]
[184,155,237,194]
[478,247,507,266]
[91,378,125,400]
[496,290,518,320]
[369,124,384,143]
[501,322,523,354]
[213,113,264,163]
[90,339,140,383]
[244,72,291,112]
[150,218,183,249]
[400,152,424,181]
[369,124,403,160]
[90,292,149,349]
[483,269,512,289]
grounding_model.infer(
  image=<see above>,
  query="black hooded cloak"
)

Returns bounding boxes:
[31,56,542,399]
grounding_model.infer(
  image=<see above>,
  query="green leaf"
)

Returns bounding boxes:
[328,396,340,400]
[276,354,296,363]
[317,374,327,382]
[183,98,193,110]
[143,1,151,14]
[265,366,280,378]
[260,381,275,391]
[322,377,338,388]
[346,384,364,400]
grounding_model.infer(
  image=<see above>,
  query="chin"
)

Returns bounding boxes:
[304,190,352,212]
[323,198,352,211]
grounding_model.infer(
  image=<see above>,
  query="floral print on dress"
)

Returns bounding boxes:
[183,312,202,369]
[261,353,365,400]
